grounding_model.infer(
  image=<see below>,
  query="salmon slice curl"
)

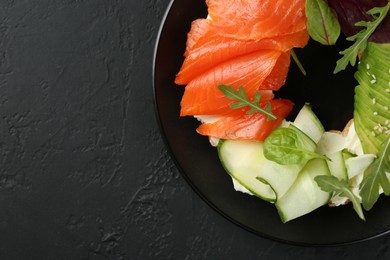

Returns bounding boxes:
[180,50,281,116]
[206,0,307,41]
[175,0,310,141]
[176,28,307,85]
[196,99,294,141]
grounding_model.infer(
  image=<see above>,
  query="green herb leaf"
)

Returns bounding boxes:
[263,125,329,165]
[291,50,307,76]
[218,85,278,121]
[306,0,341,45]
[359,137,390,211]
[334,1,390,73]
[315,175,365,221]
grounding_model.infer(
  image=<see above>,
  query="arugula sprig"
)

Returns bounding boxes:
[315,175,365,221]
[334,1,390,74]
[314,137,390,220]
[359,137,390,211]
[218,84,277,121]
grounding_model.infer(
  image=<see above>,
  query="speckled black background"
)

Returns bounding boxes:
[0,0,389,259]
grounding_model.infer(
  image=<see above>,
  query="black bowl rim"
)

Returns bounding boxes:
[152,0,390,247]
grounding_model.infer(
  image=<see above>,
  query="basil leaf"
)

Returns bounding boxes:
[360,137,390,211]
[315,175,365,221]
[263,126,328,165]
[306,0,341,45]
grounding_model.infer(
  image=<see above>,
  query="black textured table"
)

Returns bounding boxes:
[0,1,389,259]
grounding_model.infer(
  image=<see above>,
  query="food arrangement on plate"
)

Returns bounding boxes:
[174,0,390,223]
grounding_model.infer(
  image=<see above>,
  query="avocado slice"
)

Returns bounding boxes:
[354,42,390,154]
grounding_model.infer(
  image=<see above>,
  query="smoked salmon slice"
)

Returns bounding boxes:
[175,0,309,141]
[175,30,308,85]
[184,18,308,56]
[196,99,294,141]
[183,19,214,56]
[180,49,281,116]
[206,0,307,41]
[259,50,291,91]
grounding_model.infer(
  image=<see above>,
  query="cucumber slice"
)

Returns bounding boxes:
[276,158,331,223]
[342,149,356,161]
[218,140,276,202]
[326,151,348,180]
[316,132,348,180]
[288,124,318,151]
[260,125,318,198]
[316,132,346,155]
[345,154,376,180]
[293,104,325,143]
[257,161,302,199]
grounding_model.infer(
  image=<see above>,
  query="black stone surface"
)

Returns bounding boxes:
[0,0,389,259]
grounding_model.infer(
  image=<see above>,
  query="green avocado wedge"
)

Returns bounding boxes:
[354,42,390,154]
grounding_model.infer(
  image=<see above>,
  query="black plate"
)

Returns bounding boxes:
[153,0,390,246]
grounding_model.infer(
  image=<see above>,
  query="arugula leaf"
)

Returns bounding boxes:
[306,0,341,45]
[327,0,390,42]
[359,137,390,211]
[315,175,365,221]
[263,126,329,165]
[218,85,277,121]
[333,1,390,73]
